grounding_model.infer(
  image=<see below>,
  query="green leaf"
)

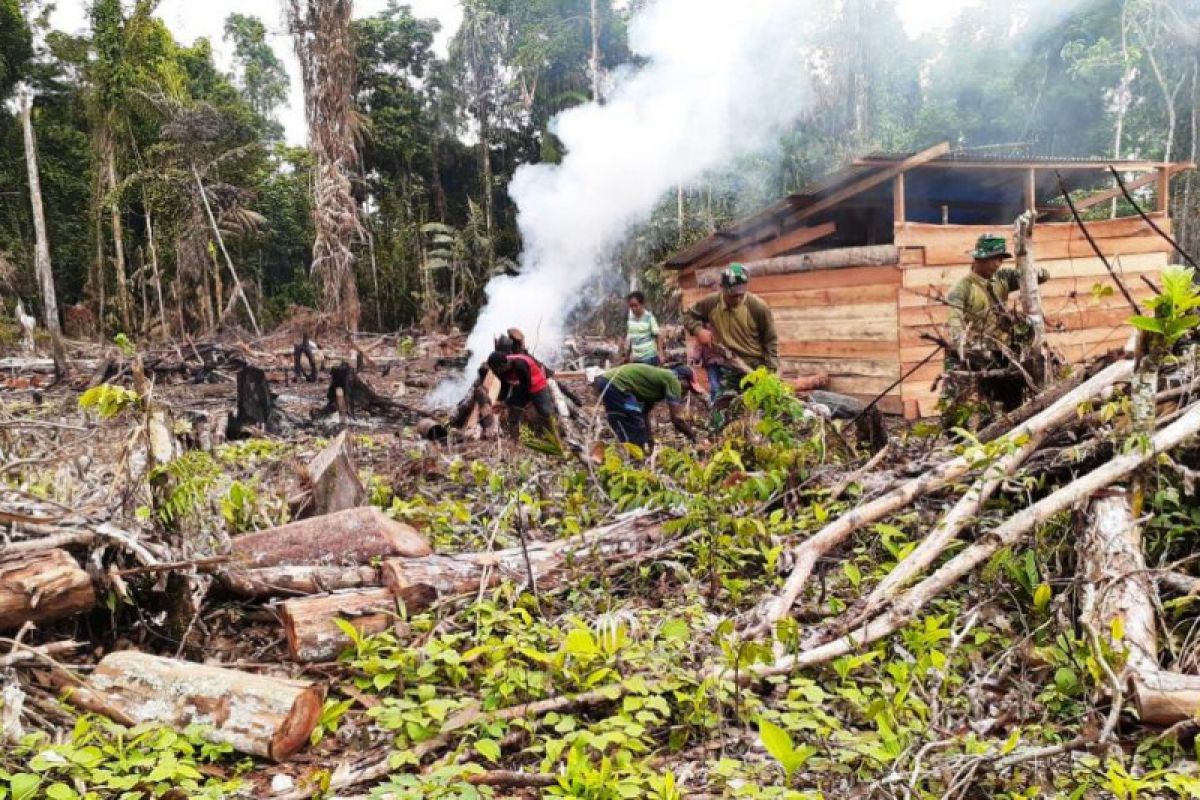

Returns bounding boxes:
[9,775,40,800]
[843,562,862,589]
[758,718,795,770]
[474,738,501,763]
[1129,315,1167,335]
[1055,667,1080,696]
[1033,582,1052,613]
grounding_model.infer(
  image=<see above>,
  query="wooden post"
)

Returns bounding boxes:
[893,173,906,225]
[1157,166,1171,213]
[1025,168,1037,213]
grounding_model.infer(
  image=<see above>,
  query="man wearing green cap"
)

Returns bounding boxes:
[942,233,1048,417]
[683,263,779,402]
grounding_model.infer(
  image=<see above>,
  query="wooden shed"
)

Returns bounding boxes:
[667,143,1195,418]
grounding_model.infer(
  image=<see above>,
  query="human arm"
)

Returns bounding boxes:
[683,294,722,340]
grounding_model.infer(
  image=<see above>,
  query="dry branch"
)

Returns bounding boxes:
[753,398,1200,679]
[749,360,1135,638]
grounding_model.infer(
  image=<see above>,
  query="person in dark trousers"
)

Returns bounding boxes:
[590,363,704,450]
[487,350,557,439]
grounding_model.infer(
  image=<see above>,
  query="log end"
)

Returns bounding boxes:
[270,683,325,761]
[373,508,432,558]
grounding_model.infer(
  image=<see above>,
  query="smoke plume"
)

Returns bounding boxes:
[432,0,816,404]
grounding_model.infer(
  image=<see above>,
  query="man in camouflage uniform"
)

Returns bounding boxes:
[941,233,1047,424]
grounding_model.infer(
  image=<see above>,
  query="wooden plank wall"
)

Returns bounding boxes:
[895,215,1172,418]
[678,264,905,413]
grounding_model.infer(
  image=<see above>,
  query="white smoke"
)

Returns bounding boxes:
[432,0,818,405]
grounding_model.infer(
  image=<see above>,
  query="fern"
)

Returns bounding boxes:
[149,451,222,525]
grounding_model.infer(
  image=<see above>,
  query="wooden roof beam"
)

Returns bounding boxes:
[1039,162,1195,219]
[790,142,951,227]
[855,157,1172,172]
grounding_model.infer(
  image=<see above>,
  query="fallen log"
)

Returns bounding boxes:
[219,564,381,599]
[279,585,436,662]
[229,507,430,569]
[0,549,96,631]
[695,245,900,288]
[747,359,1135,639]
[285,513,663,661]
[301,430,364,516]
[88,651,324,760]
[1079,491,1200,726]
[381,513,666,598]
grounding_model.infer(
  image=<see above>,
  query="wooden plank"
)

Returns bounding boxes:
[857,157,1168,172]
[782,356,900,380]
[1041,170,1187,218]
[918,233,1170,266]
[777,317,898,343]
[1158,166,1171,213]
[757,283,898,309]
[677,271,697,290]
[898,299,1149,332]
[895,214,1170,249]
[1025,168,1037,213]
[779,339,900,359]
[894,173,906,224]
[773,303,896,325]
[720,265,903,294]
[901,251,1168,288]
[788,142,951,228]
[695,244,899,288]
[898,278,1158,308]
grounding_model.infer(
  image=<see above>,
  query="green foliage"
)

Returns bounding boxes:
[0,715,239,799]
[1129,265,1200,347]
[77,384,140,419]
[757,718,816,783]
[0,0,32,97]
[112,332,135,357]
[149,450,222,526]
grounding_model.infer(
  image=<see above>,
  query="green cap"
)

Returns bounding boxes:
[969,234,1012,260]
[720,263,750,290]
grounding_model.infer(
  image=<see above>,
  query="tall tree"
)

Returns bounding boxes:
[17,85,66,374]
[223,14,289,139]
[287,0,363,331]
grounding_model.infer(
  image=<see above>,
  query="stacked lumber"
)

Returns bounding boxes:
[895,215,1171,417]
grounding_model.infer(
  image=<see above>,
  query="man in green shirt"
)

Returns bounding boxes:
[942,233,1048,417]
[589,363,704,450]
[683,263,779,402]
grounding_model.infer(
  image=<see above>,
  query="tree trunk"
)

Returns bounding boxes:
[219,564,380,599]
[103,136,132,335]
[279,585,436,662]
[89,651,324,760]
[19,89,68,378]
[145,210,167,337]
[382,513,665,599]
[302,430,364,516]
[1014,210,1049,383]
[229,506,430,570]
[0,549,95,631]
[194,167,261,336]
[589,0,602,102]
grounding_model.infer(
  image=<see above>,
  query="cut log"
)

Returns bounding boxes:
[302,431,364,516]
[229,506,430,569]
[695,245,901,288]
[0,550,96,631]
[279,585,436,662]
[1078,491,1200,726]
[288,512,664,661]
[219,564,380,599]
[89,651,323,760]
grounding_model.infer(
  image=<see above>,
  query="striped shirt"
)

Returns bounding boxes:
[626,310,660,362]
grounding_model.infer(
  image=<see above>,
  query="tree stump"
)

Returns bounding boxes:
[302,431,364,516]
[227,365,280,440]
[89,651,324,760]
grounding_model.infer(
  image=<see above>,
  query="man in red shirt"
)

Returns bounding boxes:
[487,350,557,439]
